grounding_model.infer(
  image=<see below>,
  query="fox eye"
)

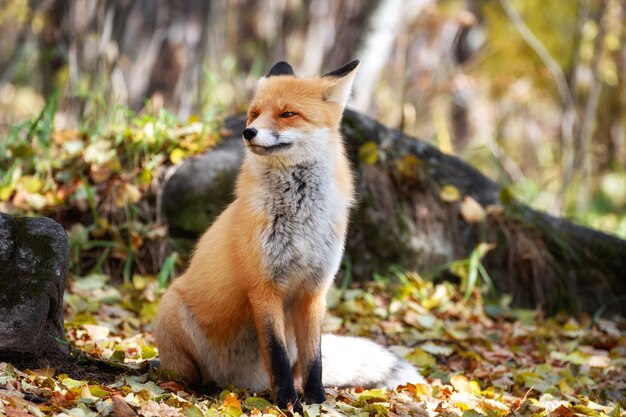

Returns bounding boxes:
[249,111,259,119]
[279,111,297,118]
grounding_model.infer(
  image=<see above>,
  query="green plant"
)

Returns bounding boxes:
[0,93,222,282]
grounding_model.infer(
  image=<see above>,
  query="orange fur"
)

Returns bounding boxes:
[154,61,359,409]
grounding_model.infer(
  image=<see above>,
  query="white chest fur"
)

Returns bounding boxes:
[253,161,346,289]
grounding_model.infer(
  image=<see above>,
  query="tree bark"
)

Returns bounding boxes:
[163,110,626,316]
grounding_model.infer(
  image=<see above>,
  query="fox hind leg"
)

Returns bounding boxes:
[154,289,204,389]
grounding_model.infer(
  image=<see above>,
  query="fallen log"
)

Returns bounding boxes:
[162,110,626,316]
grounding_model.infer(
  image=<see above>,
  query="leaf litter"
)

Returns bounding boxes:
[0,271,624,416]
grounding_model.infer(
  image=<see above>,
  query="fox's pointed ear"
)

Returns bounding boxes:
[266,61,295,77]
[322,60,360,106]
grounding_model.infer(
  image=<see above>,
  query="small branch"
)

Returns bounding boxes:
[576,0,607,215]
[498,0,576,110]
[498,0,582,214]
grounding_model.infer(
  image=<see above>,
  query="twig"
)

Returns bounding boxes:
[497,0,576,110]
[576,0,607,215]
[498,0,581,215]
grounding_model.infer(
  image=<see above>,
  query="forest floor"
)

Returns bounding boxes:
[0,272,624,417]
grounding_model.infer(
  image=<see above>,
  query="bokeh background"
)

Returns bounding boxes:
[1,0,624,239]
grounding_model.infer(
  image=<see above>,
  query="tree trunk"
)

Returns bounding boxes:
[162,110,626,316]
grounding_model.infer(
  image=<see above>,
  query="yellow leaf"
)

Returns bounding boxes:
[170,148,186,164]
[450,374,471,393]
[141,343,158,359]
[26,193,47,210]
[406,348,436,367]
[413,383,432,397]
[52,129,82,145]
[571,405,601,417]
[460,196,486,223]
[357,388,387,401]
[395,155,421,178]
[60,376,88,388]
[17,175,43,193]
[140,168,152,185]
[222,393,242,417]
[0,184,15,200]
[132,274,148,290]
[114,182,142,207]
[440,184,461,202]
[89,385,110,398]
[358,142,379,165]
[140,301,159,321]
[558,379,575,396]
[90,161,114,183]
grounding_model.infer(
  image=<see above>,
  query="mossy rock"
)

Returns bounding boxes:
[0,212,70,362]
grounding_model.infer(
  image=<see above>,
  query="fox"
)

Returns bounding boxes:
[154,60,424,411]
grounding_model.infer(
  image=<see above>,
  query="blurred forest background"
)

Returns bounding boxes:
[0,0,625,281]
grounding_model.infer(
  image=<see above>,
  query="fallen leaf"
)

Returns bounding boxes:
[29,368,55,378]
[440,184,461,202]
[406,348,436,367]
[4,405,32,417]
[170,148,186,164]
[243,396,273,412]
[358,142,379,165]
[83,324,110,342]
[185,404,204,417]
[460,196,486,223]
[159,381,186,393]
[551,404,575,417]
[221,393,242,417]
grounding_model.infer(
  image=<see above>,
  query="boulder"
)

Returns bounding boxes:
[162,116,245,243]
[0,212,70,363]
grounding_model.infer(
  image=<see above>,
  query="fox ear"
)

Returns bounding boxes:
[266,61,295,77]
[322,60,360,106]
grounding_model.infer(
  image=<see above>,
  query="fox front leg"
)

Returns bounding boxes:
[293,292,326,404]
[249,286,301,412]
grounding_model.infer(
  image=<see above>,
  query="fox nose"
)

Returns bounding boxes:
[242,128,257,141]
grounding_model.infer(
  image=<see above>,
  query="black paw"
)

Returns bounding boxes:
[202,381,221,396]
[277,387,302,414]
[304,383,326,404]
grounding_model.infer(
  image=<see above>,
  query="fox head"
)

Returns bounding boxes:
[242,60,360,166]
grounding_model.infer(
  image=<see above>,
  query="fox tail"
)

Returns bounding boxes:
[321,334,425,388]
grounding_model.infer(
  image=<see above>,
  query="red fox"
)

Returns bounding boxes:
[154,60,423,411]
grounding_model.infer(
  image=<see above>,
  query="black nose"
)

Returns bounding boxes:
[242,128,257,141]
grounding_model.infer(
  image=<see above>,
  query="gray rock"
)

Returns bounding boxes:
[162,116,245,239]
[0,212,70,362]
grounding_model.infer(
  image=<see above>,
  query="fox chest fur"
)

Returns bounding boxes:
[252,160,346,289]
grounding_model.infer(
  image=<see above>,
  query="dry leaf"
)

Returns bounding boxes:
[112,395,138,417]
[440,184,461,202]
[460,196,486,223]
